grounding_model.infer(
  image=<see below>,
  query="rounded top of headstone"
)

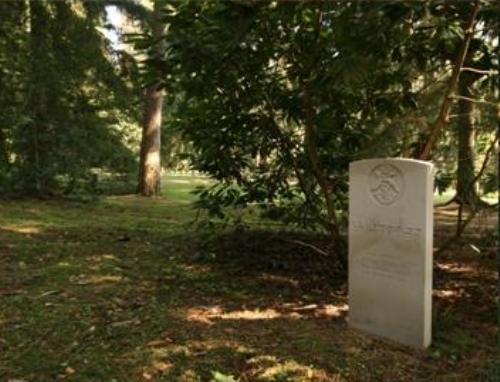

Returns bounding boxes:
[349,158,433,207]
[350,158,434,171]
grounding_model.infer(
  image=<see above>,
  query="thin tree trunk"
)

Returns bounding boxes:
[0,127,8,165]
[302,84,346,268]
[302,85,340,239]
[28,0,47,195]
[138,0,164,196]
[456,71,481,206]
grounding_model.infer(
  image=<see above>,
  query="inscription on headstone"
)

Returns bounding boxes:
[349,158,434,348]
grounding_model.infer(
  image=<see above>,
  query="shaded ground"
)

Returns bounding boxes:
[0,176,498,381]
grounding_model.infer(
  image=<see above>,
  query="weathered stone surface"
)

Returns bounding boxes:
[348,158,434,348]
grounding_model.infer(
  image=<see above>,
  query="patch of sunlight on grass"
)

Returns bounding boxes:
[437,261,497,279]
[437,263,476,273]
[102,254,118,260]
[168,179,200,185]
[187,307,283,324]
[87,274,123,284]
[86,254,119,263]
[247,355,344,382]
[483,192,498,204]
[140,339,254,381]
[317,304,349,318]
[434,289,463,298]
[70,274,124,285]
[1,224,42,234]
[149,339,250,358]
[186,303,349,325]
[149,344,191,358]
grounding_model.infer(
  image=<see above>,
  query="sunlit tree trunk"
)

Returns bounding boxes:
[138,86,163,196]
[138,0,164,196]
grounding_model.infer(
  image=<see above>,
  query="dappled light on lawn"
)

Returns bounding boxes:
[69,274,124,285]
[186,303,349,325]
[433,289,464,299]
[187,306,287,324]
[437,263,476,274]
[0,225,42,235]
[141,338,345,381]
[0,0,498,377]
[436,261,497,279]
[255,357,344,382]
[0,176,497,381]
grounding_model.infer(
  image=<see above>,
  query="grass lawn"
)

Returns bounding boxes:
[0,175,497,381]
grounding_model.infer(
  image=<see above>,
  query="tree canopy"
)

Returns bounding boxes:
[139,1,498,247]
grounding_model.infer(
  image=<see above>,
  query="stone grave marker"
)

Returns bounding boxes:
[348,158,434,348]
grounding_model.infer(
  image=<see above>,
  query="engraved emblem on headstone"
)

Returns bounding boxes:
[369,164,404,206]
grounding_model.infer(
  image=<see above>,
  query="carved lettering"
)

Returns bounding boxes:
[352,218,422,243]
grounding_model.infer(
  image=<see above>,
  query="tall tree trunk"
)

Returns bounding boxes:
[138,0,164,196]
[138,86,163,196]
[456,72,481,206]
[28,0,49,195]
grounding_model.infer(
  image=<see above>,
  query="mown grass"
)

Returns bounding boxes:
[0,175,497,381]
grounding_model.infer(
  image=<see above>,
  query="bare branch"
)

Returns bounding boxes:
[280,238,330,257]
[461,67,498,75]
[449,95,499,107]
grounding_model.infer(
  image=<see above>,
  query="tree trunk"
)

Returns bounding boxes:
[28,0,48,195]
[138,86,163,196]
[456,72,481,206]
[138,0,164,196]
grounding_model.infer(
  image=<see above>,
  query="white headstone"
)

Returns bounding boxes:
[348,158,433,348]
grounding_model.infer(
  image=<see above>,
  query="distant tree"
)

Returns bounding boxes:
[0,1,28,190]
[0,0,140,196]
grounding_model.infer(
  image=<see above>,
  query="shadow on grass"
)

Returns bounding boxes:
[0,199,497,381]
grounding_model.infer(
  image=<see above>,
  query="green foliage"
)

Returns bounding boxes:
[135,0,498,231]
[0,0,142,196]
[147,1,434,229]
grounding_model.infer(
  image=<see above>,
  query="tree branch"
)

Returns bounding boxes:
[279,238,330,257]
[449,95,499,107]
[299,5,342,243]
[460,67,498,75]
[470,131,499,188]
[437,131,498,254]
[418,0,481,160]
